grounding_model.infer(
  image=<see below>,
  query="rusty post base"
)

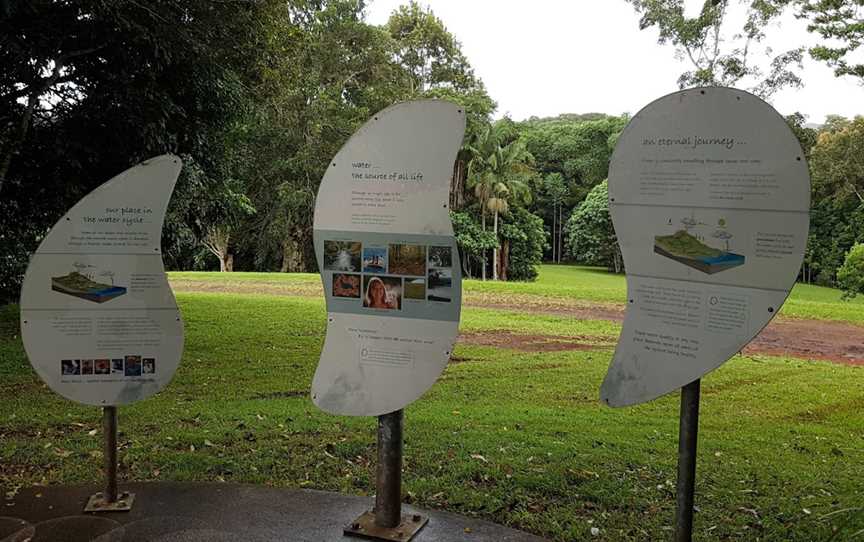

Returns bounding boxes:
[343,510,428,542]
[84,491,135,512]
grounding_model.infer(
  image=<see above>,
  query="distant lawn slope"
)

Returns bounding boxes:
[170,264,864,324]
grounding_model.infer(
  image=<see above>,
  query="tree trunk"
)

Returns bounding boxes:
[220,253,234,272]
[492,209,499,280]
[551,204,556,263]
[558,205,563,263]
[481,211,487,281]
[499,240,509,281]
[450,159,465,210]
[280,237,305,273]
[204,227,232,272]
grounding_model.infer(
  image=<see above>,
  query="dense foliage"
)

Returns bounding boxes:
[564,180,622,273]
[499,207,548,281]
[838,243,864,298]
[627,1,864,92]
[0,0,261,301]
[1,1,862,299]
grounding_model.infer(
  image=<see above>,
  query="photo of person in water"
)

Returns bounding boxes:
[362,276,401,310]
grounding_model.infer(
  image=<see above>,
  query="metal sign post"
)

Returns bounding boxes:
[675,380,701,542]
[84,406,134,511]
[599,88,811,540]
[311,101,465,539]
[345,410,427,541]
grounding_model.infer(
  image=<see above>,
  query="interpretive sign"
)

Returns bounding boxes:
[20,155,185,407]
[312,100,465,416]
[601,88,810,407]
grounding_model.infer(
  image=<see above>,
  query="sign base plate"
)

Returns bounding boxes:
[343,511,428,541]
[84,491,135,512]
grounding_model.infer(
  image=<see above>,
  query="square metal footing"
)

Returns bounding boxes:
[84,491,135,512]
[344,511,428,541]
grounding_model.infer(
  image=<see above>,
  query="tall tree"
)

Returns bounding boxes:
[385,1,478,94]
[566,180,623,273]
[811,116,864,205]
[467,122,534,280]
[239,0,410,273]
[797,0,864,81]
[383,1,495,210]
[542,173,567,263]
[0,0,265,301]
[627,0,804,96]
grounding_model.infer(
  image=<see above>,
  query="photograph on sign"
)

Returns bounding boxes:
[312,100,466,416]
[600,88,810,407]
[19,155,185,407]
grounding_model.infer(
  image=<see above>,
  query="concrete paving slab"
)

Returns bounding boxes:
[5,483,549,542]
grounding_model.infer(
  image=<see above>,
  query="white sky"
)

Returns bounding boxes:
[366,0,863,125]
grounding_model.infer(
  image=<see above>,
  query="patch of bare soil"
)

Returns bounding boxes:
[466,298,864,366]
[743,319,864,367]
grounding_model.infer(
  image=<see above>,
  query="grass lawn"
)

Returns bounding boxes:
[171,264,864,324]
[1,266,862,541]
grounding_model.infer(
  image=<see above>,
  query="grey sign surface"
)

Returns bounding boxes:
[312,100,465,416]
[20,155,184,406]
[601,88,810,407]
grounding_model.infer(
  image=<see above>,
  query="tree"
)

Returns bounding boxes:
[796,0,864,81]
[810,116,864,205]
[383,1,496,211]
[627,0,804,96]
[450,210,497,278]
[499,207,548,281]
[565,180,623,273]
[542,173,567,263]
[837,244,864,299]
[0,1,265,301]
[520,115,627,202]
[237,0,411,273]
[466,122,534,280]
[385,1,479,94]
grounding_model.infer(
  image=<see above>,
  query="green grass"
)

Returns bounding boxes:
[171,264,864,324]
[2,267,863,540]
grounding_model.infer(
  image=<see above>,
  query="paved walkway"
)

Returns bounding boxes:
[3,482,548,541]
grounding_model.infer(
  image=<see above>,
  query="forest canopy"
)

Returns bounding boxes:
[1,0,862,302]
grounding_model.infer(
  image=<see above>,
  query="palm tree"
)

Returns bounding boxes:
[467,124,534,280]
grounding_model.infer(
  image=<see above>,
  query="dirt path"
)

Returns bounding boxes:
[171,279,864,366]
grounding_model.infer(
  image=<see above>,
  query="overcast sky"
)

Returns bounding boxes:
[366,0,862,124]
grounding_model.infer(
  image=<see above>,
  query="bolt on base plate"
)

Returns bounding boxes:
[344,511,428,541]
[84,491,135,512]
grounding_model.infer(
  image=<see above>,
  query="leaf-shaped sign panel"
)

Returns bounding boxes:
[312,100,465,416]
[601,88,810,407]
[20,155,184,406]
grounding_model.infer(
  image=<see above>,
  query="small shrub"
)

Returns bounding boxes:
[837,244,864,300]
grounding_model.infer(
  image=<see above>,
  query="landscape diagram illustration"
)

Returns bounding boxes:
[653,213,745,274]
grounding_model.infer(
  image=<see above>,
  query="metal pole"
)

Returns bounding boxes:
[375,409,403,528]
[675,379,701,542]
[85,405,133,512]
[103,406,118,503]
